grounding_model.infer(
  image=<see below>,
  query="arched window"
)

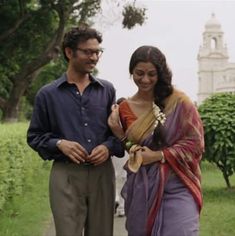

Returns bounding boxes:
[211,37,217,49]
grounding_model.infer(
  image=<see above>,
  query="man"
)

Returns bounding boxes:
[27,26,124,236]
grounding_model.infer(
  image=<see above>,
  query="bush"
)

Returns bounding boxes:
[0,123,47,210]
[198,93,235,188]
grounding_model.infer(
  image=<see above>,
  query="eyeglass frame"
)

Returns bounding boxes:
[76,47,103,57]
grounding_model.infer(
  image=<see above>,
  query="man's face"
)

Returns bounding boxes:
[69,38,103,74]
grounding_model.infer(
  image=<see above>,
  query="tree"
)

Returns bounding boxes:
[0,0,146,122]
[198,93,235,188]
[122,2,146,29]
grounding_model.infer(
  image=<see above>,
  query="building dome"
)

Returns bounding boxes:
[198,14,234,105]
[205,13,222,31]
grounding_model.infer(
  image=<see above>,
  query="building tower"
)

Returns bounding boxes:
[197,13,231,104]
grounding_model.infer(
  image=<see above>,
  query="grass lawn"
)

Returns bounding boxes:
[200,162,235,236]
[0,162,52,236]
[0,160,234,236]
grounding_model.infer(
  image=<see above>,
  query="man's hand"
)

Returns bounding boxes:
[57,139,88,164]
[88,145,110,165]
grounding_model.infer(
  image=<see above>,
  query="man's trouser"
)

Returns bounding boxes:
[49,159,115,236]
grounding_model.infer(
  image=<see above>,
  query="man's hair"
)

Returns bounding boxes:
[62,26,102,62]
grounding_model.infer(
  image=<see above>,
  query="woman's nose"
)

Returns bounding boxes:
[141,74,150,82]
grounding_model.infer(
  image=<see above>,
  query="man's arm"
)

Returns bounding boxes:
[27,91,61,160]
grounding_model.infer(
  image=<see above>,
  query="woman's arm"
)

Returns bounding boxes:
[108,104,126,139]
[141,146,165,164]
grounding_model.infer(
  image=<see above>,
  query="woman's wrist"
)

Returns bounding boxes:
[119,135,127,142]
[118,136,135,151]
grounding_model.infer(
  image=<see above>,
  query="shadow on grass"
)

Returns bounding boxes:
[203,186,235,201]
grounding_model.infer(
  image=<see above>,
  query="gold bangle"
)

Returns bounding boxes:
[120,135,127,142]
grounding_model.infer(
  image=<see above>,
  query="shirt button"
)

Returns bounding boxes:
[87,139,91,143]
[84,123,88,126]
[81,107,85,110]
[76,91,80,95]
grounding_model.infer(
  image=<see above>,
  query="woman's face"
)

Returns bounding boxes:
[132,62,158,93]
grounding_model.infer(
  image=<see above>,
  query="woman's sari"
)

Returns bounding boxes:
[119,90,204,236]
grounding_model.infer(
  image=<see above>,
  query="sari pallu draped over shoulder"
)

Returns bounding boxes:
[119,90,204,236]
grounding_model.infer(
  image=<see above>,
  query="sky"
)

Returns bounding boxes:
[93,0,235,102]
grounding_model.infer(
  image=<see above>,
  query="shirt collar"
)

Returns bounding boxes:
[56,73,104,88]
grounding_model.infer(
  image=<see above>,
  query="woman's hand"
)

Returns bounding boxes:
[108,104,125,139]
[140,146,163,165]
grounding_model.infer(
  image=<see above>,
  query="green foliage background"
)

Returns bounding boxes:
[0,123,235,235]
[0,0,58,98]
[0,122,49,210]
[199,92,235,187]
[0,0,146,121]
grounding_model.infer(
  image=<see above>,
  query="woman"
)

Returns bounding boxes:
[108,45,204,236]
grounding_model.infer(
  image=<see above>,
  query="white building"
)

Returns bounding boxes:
[197,13,235,104]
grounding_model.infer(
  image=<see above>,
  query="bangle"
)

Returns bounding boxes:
[160,151,166,164]
[125,140,134,151]
[120,135,127,142]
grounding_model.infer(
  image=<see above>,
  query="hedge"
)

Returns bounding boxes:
[0,123,47,210]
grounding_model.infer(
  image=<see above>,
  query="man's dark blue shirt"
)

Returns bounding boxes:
[27,73,124,161]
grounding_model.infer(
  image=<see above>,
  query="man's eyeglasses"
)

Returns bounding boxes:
[76,48,103,57]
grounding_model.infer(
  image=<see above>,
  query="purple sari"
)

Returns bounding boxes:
[119,90,204,236]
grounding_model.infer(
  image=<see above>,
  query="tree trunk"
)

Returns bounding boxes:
[0,2,91,122]
[2,79,29,122]
[2,70,41,122]
[2,105,19,122]
[223,171,231,188]
[1,20,66,123]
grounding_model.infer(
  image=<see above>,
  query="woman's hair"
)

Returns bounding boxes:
[129,45,174,147]
[129,45,173,109]
[62,25,102,62]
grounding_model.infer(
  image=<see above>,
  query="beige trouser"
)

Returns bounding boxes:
[49,159,115,236]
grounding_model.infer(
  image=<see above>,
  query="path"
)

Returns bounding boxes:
[43,215,127,236]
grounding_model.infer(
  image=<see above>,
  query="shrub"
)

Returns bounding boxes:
[0,123,46,210]
[198,93,235,188]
